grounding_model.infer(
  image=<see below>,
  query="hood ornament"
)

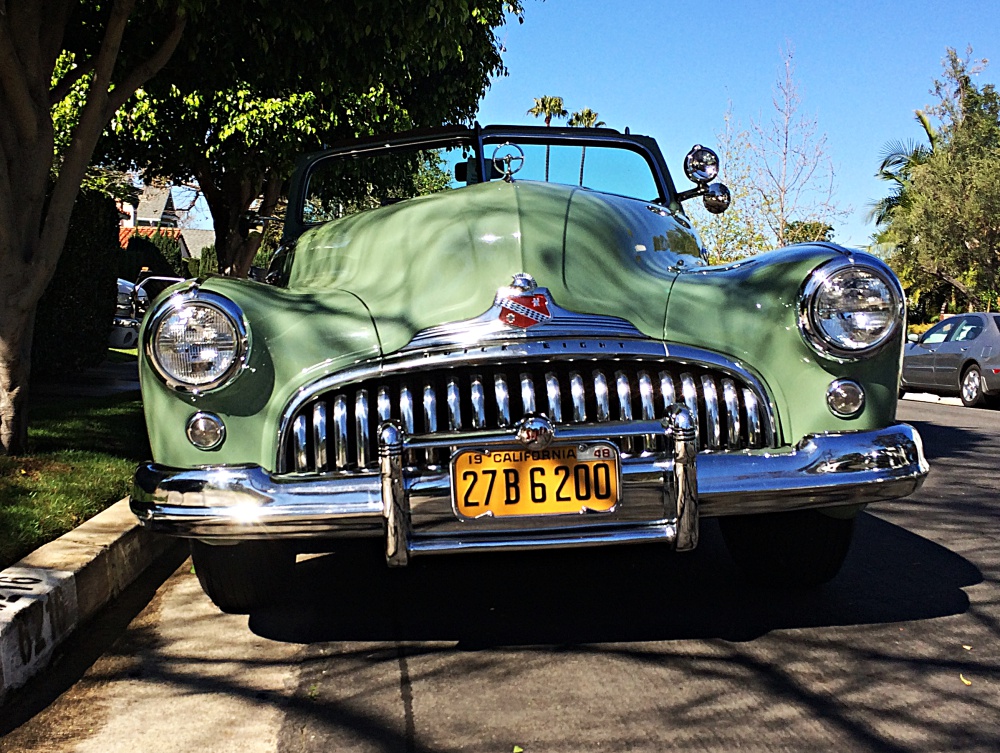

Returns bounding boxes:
[496,274,551,328]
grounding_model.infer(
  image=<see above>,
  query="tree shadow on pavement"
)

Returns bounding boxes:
[249,513,980,648]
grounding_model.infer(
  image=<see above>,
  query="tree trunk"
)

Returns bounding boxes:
[0,303,36,455]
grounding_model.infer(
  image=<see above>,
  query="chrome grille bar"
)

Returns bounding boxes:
[313,402,328,472]
[293,415,308,471]
[400,386,415,434]
[701,375,721,450]
[545,372,562,422]
[659,371,676,411]
[333,394,348,468]
[615,371,633,421]
[594,370,610,422]
[570,371,586,422]
[470,375,486,429]
[520,373,536,414]
[495,374,511,427]
[422,384,438,433]
[722,379,740,447]
[378,387,391,422]
[446,379,462,430]
[680,373,699,443]
[744,388,761,447]
[355,390,370,467]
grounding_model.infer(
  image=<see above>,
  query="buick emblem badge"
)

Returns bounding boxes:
[498,273,551,329]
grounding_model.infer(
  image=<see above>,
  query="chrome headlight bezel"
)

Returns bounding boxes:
[145,288,250,394]
[798,258,904,362]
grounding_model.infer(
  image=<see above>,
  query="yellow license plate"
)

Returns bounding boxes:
[451,443,620,518]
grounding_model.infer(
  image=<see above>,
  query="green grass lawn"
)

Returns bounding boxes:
[0,389,149,570]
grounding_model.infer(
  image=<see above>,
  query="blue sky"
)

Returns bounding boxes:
[475,0,1000,248]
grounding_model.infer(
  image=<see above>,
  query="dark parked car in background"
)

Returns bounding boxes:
[901,313,1000,407]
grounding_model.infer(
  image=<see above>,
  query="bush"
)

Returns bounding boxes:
[32,190,119,376]
[199,245,218,276]
[124,230,186,279]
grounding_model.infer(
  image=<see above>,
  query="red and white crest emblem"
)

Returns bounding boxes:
[499,292,552,328]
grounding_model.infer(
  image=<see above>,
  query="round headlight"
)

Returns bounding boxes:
[148,292,248,392]
[799,260,902,360]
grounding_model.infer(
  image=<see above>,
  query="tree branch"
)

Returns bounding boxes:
[106,7,186,115]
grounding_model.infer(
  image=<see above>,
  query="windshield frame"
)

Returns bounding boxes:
[283,124,678,242]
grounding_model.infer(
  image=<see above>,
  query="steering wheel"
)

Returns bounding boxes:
[491,143,525,180]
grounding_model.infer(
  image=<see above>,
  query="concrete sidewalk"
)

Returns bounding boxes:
[1,358,176,704]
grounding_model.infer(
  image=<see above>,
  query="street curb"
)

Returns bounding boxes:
[0,498,181,702]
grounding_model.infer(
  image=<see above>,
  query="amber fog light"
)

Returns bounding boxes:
[827,380,865,418]
[187,412,226,450]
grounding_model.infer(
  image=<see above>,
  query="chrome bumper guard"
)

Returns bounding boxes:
[131,419,927,566]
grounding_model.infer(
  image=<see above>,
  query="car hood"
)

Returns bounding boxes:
[286,180,704,353]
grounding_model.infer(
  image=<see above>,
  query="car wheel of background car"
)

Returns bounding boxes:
[718,509,855,587]
[960,365,985,408]
[190,540,296,614]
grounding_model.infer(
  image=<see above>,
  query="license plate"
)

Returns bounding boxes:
[451,443,621,518]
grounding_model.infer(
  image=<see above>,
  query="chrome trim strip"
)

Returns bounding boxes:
[355,389,370,467]
[722,379,740,447]
[701,375,721,450]
[470,375,486,429]
[313,402,328,472]
[333,394,348,468]
[133,424,928,543]
[545,372,562,423]
[293,415,308,471]
[495,373,511,427]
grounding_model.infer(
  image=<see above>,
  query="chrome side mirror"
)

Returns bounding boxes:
[684,145,720,183]
[677,144,731,214]
[907,332,920,343]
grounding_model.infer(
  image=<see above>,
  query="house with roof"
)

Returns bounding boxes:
[118,185,215,260]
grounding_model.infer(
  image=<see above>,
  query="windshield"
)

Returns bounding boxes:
[300,131,666,226]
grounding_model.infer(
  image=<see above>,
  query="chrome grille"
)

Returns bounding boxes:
[281,358,769,473]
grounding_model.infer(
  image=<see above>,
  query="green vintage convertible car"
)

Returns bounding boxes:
[131,124,929,612]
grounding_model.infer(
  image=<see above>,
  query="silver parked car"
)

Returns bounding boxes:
[109,278,149,349]
[901,313,1000,407]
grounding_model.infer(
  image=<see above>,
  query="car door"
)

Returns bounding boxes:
[933,315,985,388]
[903,318,958,388]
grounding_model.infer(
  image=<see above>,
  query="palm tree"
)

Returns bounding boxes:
[527,96,568,179]
[870,110,938,226]
[567,108,606,185]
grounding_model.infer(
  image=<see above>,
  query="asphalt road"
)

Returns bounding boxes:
[2,400,998,752]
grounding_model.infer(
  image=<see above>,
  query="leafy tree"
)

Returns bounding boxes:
[567,107,606,185]
[883,48,1000,312]
[785,220,834,244]
[869,111,938,227]
[105,1,523,278]
[527,95,568,179]
[0,1,188,455]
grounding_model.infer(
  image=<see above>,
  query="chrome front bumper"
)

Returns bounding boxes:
[130,420,928,565]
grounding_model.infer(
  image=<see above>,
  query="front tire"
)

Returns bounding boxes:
[190,540,296,614]
[719,509,855,587]
[961,365,985,407]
